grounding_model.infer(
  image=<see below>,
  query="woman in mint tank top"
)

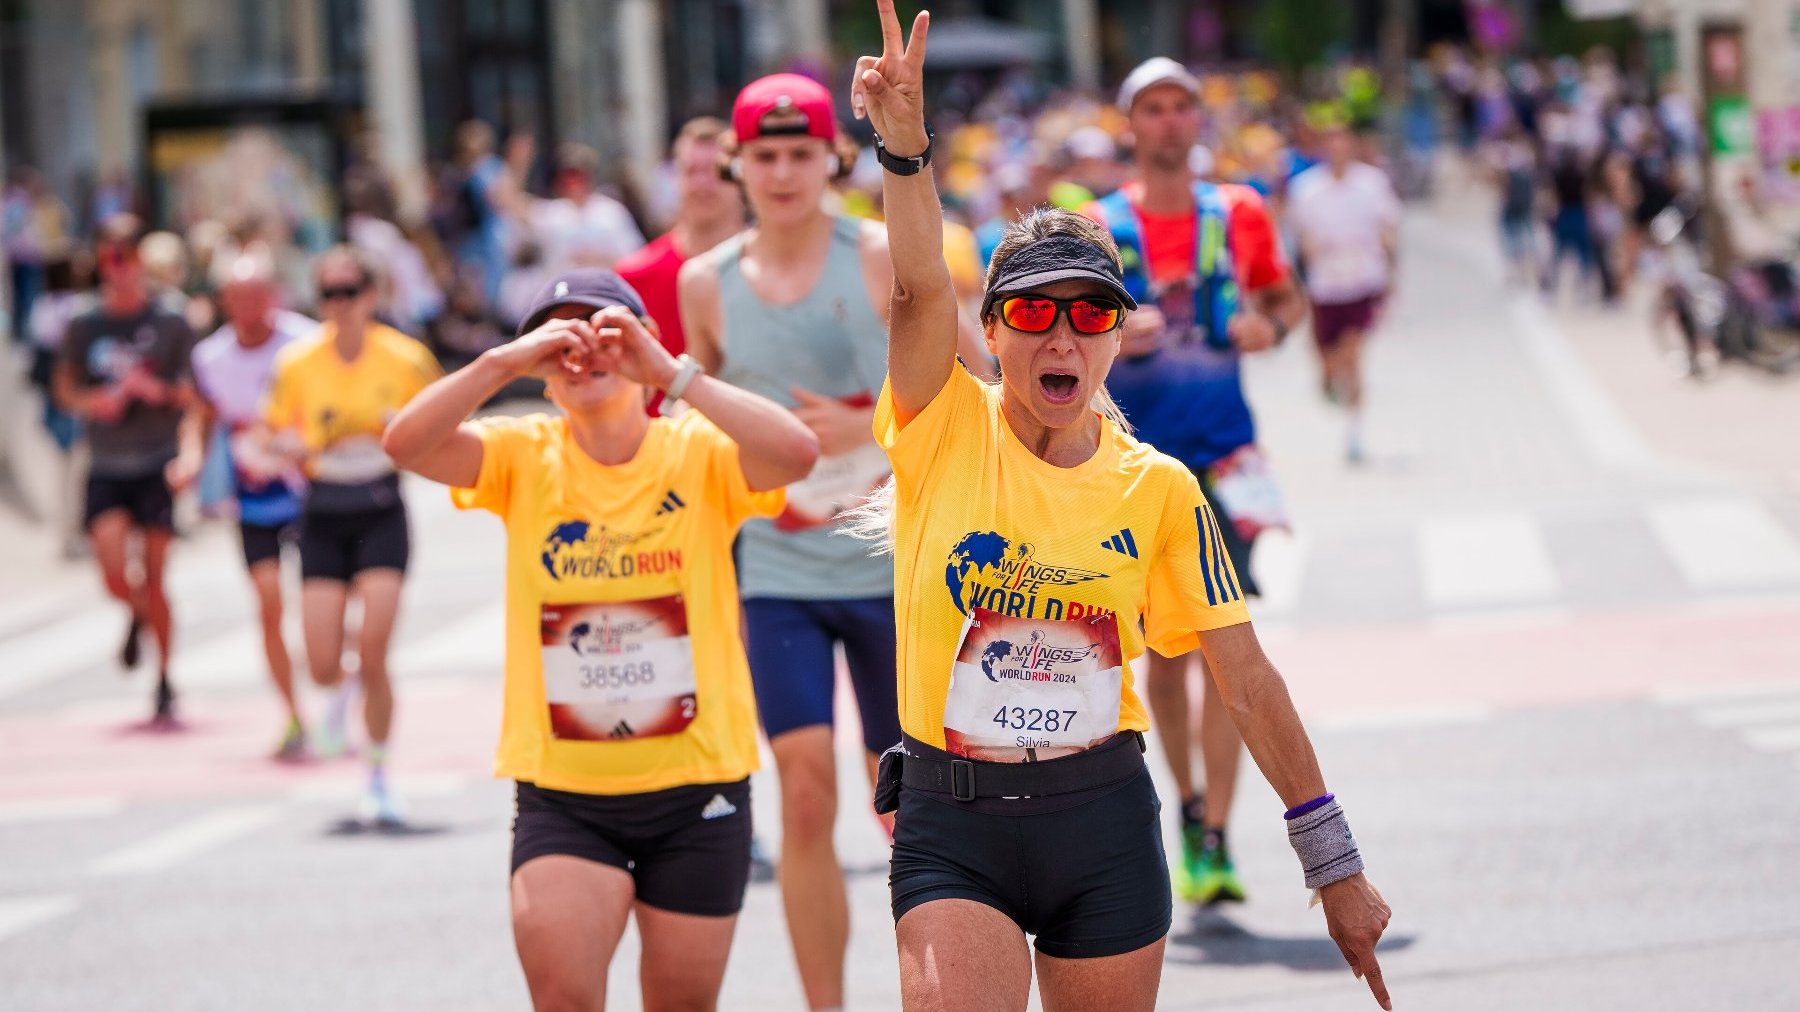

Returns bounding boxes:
[678,72,991,1010]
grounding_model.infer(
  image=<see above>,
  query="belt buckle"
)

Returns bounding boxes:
[949,759,976,802]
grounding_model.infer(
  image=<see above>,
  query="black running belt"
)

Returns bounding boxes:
[899,732,1146,801]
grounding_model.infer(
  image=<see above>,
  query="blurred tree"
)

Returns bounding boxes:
[1252,0,1352,78]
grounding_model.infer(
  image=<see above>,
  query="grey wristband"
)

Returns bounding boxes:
[658,354,702,417]
[1287,798,1364,889]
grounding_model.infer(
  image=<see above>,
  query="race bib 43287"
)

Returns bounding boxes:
[541,595,696,741]
[942,607,1123,762]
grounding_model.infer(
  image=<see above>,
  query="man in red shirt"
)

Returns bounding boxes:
[1084,56,1308,908]
[616,117,746,413]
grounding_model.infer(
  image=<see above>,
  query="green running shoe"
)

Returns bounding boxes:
[1173,820,1208,903]
[1195,830,1247,905]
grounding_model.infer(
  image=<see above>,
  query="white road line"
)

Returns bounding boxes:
[1693,699,1800,728]
[391,601,505,676]
[0,611,117,703]
[0,796,124,825]
[1248,529,1308,620]
[87,804,285,877]
[1653,679,1800,706]
[1744,725,1800,752]
[1646,498,1800,592]
[1508,294,1659,472]
[1311,704,1494,733]
[1419,513,1560,610]
[0,896,78,943]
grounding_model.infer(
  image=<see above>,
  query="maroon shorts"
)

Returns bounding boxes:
[1311,294,1381,351]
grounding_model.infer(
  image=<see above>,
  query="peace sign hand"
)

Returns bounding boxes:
[850,0,930,154]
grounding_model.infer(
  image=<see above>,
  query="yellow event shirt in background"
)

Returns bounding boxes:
[875,367,1253,750]
[262,322,441,475]
[451,412,782,795]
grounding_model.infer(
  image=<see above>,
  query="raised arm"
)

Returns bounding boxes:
[383,318,605,487]
[851,1,957,421]
[588,307,817,492]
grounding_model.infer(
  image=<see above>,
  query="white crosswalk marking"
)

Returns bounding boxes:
[1744,725,1800,752]
[88,805,285,877]
[1418,513,1560,610]
[1646,498,1800,592]
[0,796,123,825]
[0,896,78,943]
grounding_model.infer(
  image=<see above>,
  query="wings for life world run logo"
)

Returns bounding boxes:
[541,520,682,582]
[977,630,1102,683]
[945,531,1113,624]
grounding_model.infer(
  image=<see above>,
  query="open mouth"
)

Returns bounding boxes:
[1038,371,1080,405]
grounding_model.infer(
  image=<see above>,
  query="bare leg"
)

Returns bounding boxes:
[896,899,1032,1012]
[350,568,404,746]
[1036,938,1165,1012]
[770,725,847,1010]
[88,510,136,614]
[512,855,634,1012]
[139,528,174,675]
[301,579,349,688]
[636,903,739,1012]
[1142,651,1195,802]
[247,561,300,723]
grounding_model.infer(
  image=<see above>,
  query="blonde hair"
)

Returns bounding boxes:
[841,209,1136,549]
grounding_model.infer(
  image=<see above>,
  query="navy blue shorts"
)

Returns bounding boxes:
[741,596,901,755]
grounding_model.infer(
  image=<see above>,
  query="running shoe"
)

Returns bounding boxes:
[273,719,308,761]
[151,679,177,727]
[359,773,403,828]
[1173,820,1209,903]
[314,676,359,758]
[120,617,142,671]
[1194,829,1247,905]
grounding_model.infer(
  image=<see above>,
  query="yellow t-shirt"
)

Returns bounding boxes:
[874,367,1252,754]
[263,322,441,480]
[450,412,783,795]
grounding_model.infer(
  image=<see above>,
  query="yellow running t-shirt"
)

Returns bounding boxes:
[263,323,441,479]
[875,367,1252,755]
[451,412,782,795]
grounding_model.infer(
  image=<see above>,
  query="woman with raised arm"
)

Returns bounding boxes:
[382,268,818,1010]
[850,4,1393,1010]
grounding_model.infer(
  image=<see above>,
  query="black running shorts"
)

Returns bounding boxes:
[298,504,409,582]
[239,520,297,569]
[84,471,175,531]
[889,766,1171,959]
[511,778,753,918]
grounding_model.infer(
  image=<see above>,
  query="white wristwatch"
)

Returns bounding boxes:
[658,354,703,417]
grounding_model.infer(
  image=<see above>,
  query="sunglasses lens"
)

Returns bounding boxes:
[320,285,363,301]
[1069,299,1121,334]
[1001,297,1057,332]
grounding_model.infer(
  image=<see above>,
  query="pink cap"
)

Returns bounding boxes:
[731,73,837,143]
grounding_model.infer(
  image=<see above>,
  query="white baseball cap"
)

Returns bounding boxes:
[1118,56,1200,112]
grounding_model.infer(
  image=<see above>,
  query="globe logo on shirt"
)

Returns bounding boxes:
[979,638,1013,682]
[945,531,1012,613]
[542,521,595,580]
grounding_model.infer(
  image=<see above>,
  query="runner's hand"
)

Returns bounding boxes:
[850,0,930,154]
[89,387,130,424]
[789,386,872,456]
[1121,306,1167,357]
[590,306,681,390]
[164,452,203,493]
[1228,311,1279,353]
[488,317,605,381]
[1318,872,1393,1010]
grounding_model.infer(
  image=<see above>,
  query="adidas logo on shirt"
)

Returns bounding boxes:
[1100,528,1139,559]
[700,794,738,820]
[654,490,687,516]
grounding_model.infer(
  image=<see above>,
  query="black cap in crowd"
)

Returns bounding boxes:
[516,268,649,338]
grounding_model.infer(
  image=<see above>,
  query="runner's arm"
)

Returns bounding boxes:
[679,373,819,492]
[852,2,956,421]
[1193,622,1327,805]
[381,355,510,488]
[676,255,725,374]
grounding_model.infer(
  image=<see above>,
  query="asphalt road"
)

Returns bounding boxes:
[2,203,1798,1010]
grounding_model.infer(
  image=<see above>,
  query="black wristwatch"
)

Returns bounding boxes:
[873,126,934,176]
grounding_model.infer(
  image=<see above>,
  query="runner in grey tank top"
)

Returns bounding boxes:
[713,215,893,600]
[677,73,989,1011]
